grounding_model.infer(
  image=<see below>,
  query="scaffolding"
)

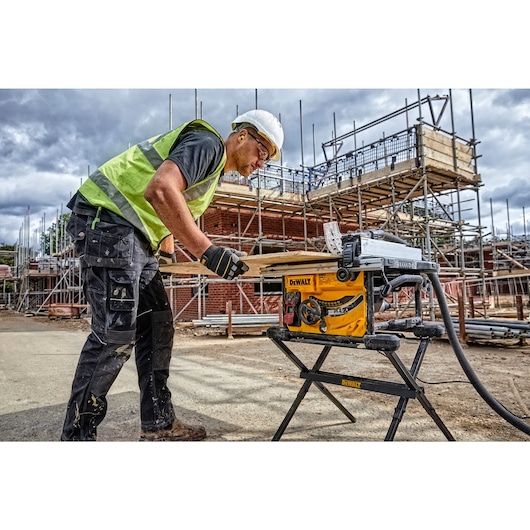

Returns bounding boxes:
[8,211,84,315]
[6,90,529,323]
[167,91,489,320]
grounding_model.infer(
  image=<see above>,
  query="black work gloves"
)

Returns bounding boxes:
[158,250,176,265]
[200,245,249,280]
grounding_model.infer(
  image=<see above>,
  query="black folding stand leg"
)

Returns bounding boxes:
[272,375,314,441]
[271,339,356,441]
[384,345,455,441]
[385,338,428,441]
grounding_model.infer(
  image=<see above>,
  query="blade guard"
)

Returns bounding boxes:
[324,221,343,256]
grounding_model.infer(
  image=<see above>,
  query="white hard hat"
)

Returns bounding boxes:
[232,109,284,161]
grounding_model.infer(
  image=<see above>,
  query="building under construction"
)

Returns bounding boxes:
[4,91,530,335]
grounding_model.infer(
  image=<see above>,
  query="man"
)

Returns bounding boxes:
[61,109,284,441]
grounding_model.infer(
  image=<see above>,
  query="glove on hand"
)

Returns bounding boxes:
[200,245,249,280]
[158,250,176,265]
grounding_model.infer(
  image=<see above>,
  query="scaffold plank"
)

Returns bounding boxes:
[160,251,337,277]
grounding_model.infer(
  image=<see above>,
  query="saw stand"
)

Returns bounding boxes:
[267,326,455,441]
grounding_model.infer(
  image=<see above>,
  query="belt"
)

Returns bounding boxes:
[73,205,133,228]
[73,206,154,253]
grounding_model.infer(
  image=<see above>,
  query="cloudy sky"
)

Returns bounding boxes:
[1,87,528,247]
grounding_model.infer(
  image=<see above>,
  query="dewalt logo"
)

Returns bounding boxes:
[342,379,361,389]
[285,275,315,293]
[288,278,312,286]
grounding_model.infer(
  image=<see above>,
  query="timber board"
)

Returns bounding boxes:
[160,251,338,277]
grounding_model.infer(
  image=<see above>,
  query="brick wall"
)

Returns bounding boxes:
[167,281,282,321]
[201,207,327,242]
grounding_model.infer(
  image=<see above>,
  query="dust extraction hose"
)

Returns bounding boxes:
[428,271,530,436]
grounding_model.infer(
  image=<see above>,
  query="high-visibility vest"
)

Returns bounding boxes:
[78,120,226,249]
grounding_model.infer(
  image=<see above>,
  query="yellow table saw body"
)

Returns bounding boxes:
[283,271,367,337]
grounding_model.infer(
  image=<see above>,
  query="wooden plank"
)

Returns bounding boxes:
[307,160,416,202]
[423,129,476,179]
[424,128,474,158]
[160,251,338,277]
[263,261,339,276]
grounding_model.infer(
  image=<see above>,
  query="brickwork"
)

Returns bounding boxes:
[167,280,282,321]
[202,207,312,242]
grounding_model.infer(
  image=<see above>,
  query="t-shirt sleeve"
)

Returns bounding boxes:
[166,129,224,188]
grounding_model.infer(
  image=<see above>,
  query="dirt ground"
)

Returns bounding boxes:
[1,308,530,443]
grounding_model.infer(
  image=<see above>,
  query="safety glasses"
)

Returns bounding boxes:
[247,130,271,162]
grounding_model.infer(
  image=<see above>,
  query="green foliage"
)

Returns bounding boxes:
[0,244,15,267]
[41,213,71,255]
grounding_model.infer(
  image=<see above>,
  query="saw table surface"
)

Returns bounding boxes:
[159,251,338,277]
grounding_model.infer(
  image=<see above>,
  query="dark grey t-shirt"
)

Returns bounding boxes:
[167,128,224,187]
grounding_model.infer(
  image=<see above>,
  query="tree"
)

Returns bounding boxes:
[0,244,15,267]
[40,213,71,255]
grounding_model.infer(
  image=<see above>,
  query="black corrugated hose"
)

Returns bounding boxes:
[428,271,530,436]
[359,229,530,436]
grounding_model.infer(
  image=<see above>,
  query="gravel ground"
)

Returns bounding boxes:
[1,309,530,442]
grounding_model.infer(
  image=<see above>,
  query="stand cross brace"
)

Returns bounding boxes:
[268,328,455,441]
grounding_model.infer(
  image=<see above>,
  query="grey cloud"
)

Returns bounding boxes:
[1,88,529,245]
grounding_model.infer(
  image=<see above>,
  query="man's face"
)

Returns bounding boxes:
[233,129,273,177]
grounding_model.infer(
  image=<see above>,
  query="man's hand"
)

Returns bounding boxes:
[200,245,249,280]
[158,250,176,265]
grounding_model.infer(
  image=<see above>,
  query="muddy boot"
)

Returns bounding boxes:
[139,419,207,441]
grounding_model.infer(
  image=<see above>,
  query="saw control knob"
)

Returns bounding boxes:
[337,268,360,282]
[299,298,322,325]
[336,268,350,282]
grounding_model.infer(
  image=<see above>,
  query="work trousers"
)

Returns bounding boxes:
[61,212,176,440]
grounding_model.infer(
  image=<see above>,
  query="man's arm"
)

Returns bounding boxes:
[145,158,249,280]
[144,159,211,259]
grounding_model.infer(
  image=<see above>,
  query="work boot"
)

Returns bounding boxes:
[140,419,207,441]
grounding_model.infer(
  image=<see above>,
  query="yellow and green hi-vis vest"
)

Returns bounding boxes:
[78,120,226,250]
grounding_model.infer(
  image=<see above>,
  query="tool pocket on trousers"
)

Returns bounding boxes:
[66,214,88,242]
[84,222,135,267]
[66,214,89,257]
[108,270,136,312]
